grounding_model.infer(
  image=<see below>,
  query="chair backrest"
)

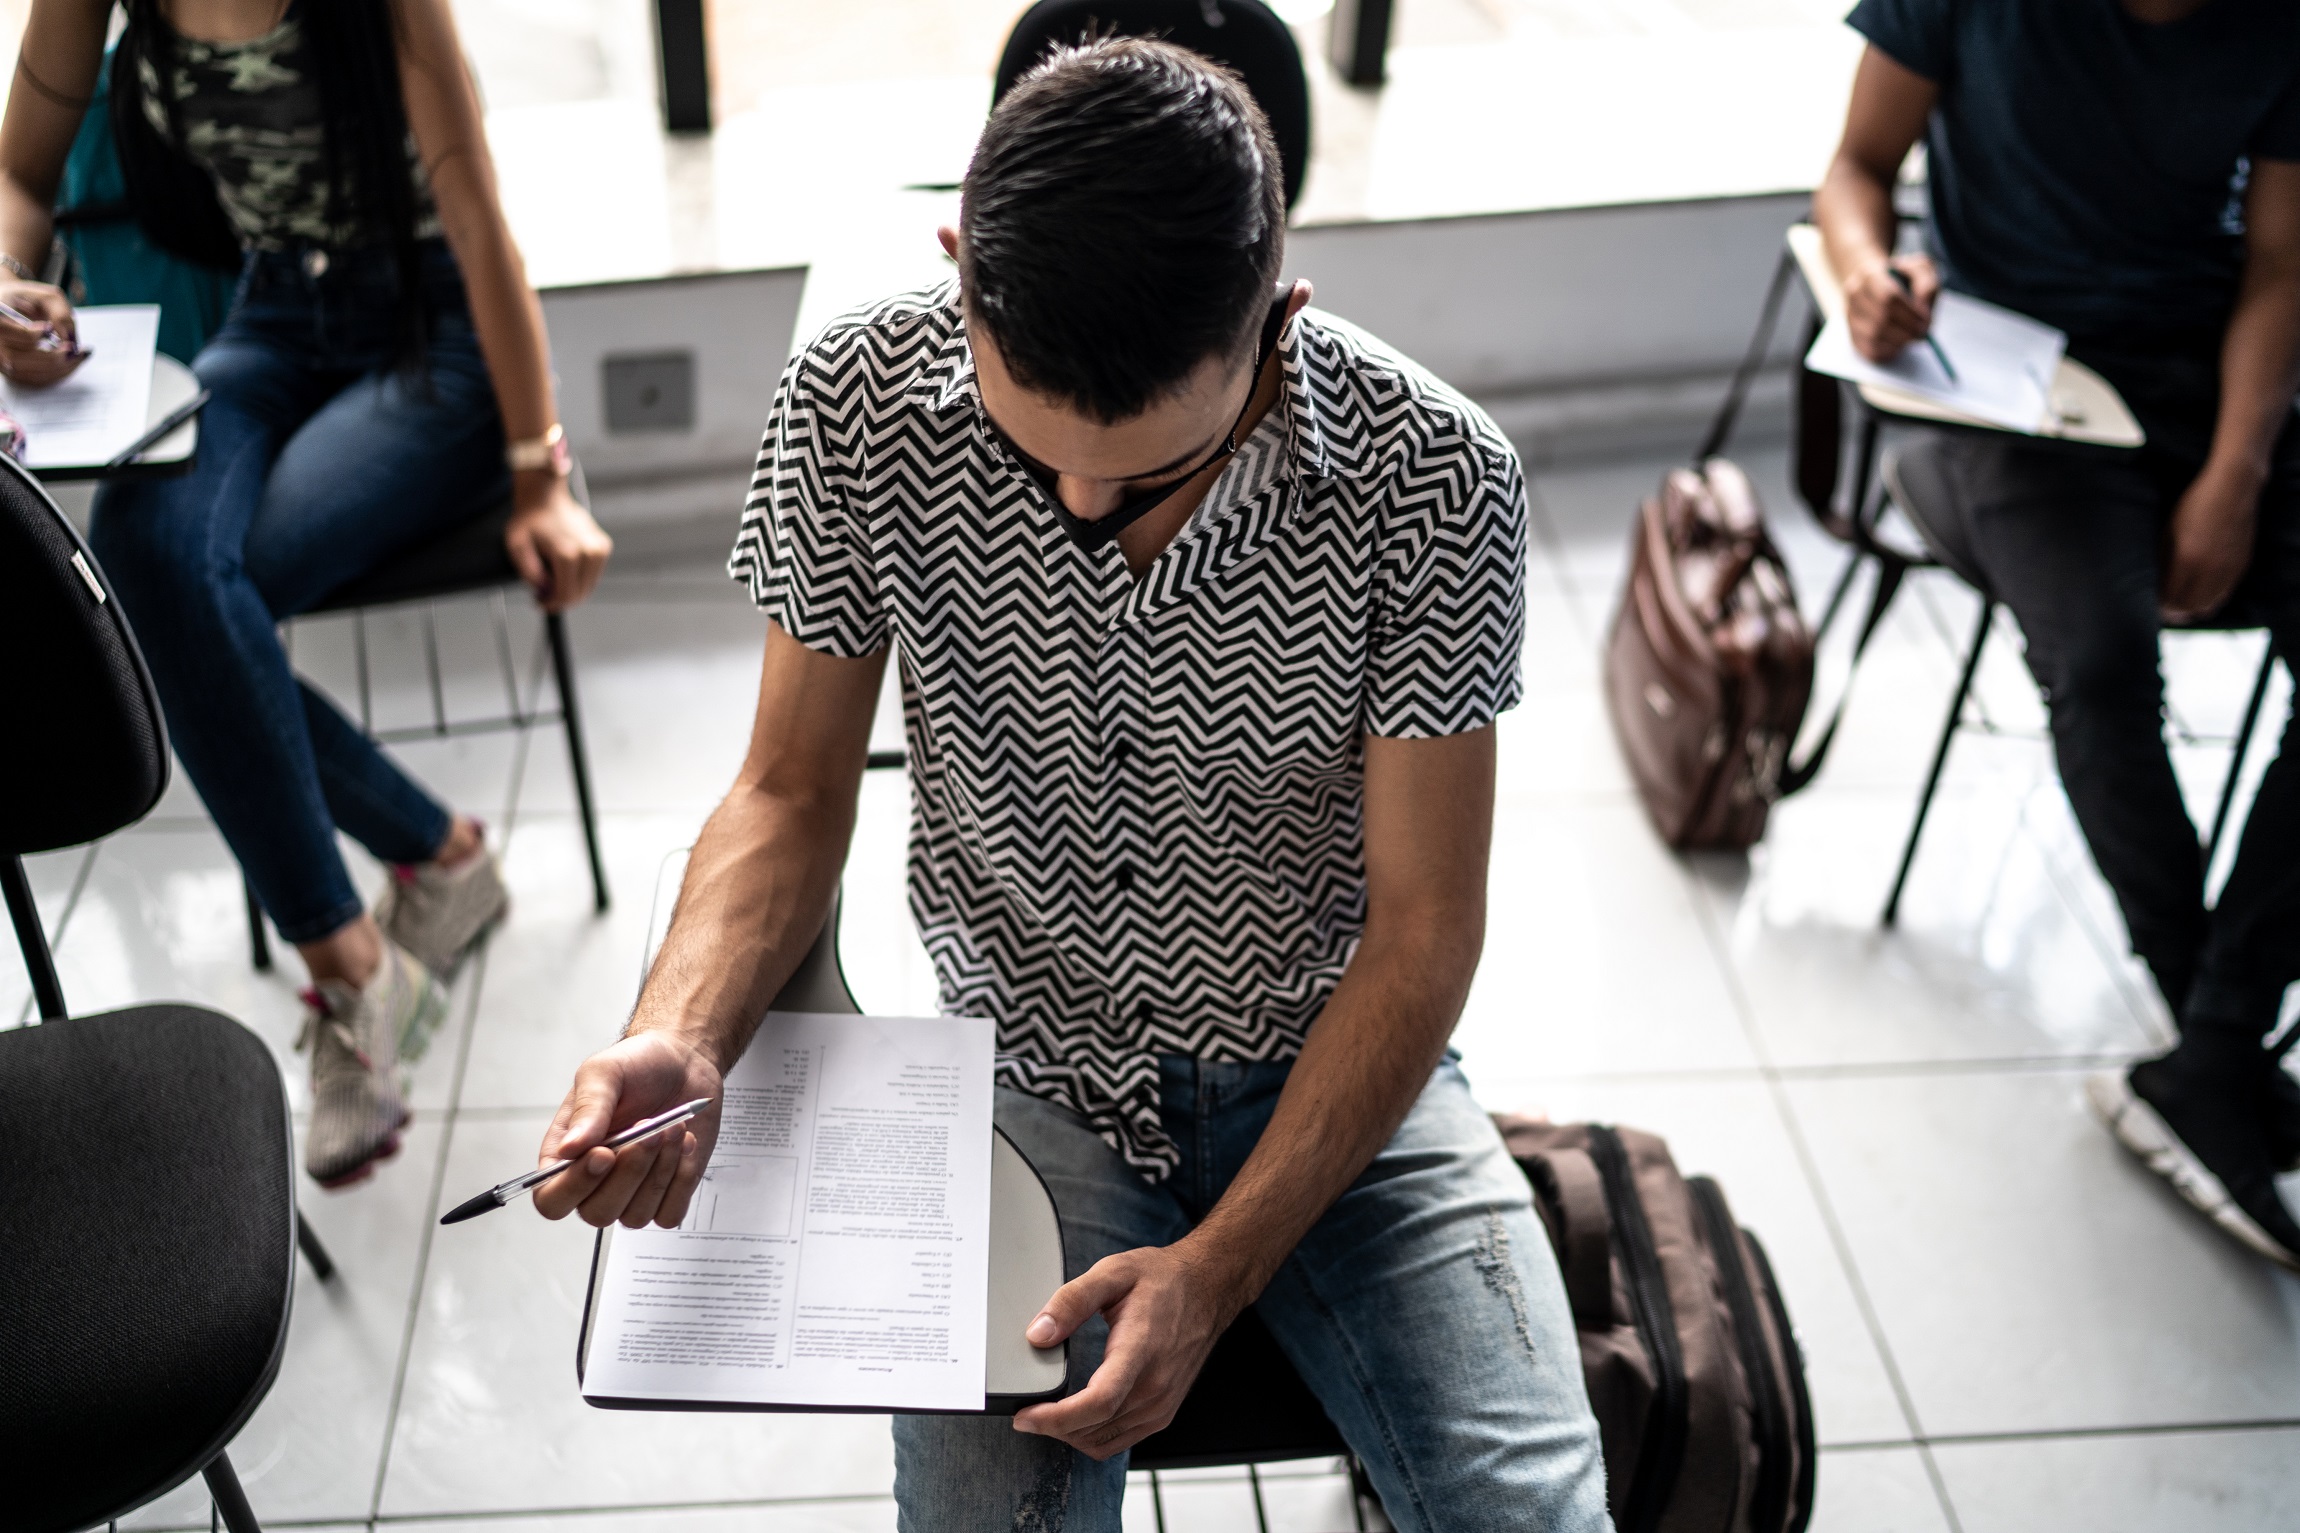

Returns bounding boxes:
[0,455,169,856]
[993,0,1311,211]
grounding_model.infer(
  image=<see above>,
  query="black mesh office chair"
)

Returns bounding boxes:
[994,0,1312,212]
[241,488,610,971]
[0,454,311,1533]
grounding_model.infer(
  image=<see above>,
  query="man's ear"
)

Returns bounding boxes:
[1284,278,1313,321]
[938,225,961,261]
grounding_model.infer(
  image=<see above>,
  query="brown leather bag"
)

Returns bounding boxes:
[1499,1116,1817,1533]
[1604,458,1814,849]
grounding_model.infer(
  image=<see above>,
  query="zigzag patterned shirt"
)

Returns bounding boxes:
[731,283,1526,1178]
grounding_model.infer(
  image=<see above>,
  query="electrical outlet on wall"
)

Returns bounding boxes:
[603,350,697,433]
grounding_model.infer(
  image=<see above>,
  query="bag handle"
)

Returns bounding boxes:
[1525,1146,1614,1326]
[1697,248,1801,465]
[1778,552,1907,797]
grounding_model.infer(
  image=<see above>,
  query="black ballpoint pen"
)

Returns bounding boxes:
[1887,267,1959,383]
[438,1096,714,1224]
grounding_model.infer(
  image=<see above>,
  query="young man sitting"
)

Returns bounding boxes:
[1817,0,2300,1266]
[529,39,1612,1532]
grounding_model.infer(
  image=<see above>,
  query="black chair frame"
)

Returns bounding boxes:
[1741,244,2283,927]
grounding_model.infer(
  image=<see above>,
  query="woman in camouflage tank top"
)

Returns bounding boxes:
[0,0,613,1189]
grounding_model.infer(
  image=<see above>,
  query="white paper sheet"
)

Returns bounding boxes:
[583,1011,995,1410]
[1,305,159,469]
[1804,289,2066,434]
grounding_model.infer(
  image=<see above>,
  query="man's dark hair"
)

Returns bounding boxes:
[960,38,1286,423]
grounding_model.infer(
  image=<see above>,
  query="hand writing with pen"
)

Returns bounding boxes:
[0,278,87,386]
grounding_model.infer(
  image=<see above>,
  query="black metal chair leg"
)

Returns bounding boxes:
[546,611,610,913]
[2203,643,2278,865]
[3,852,68,1021]
[244,876,272,972]
[202,1450,263,1533]
[295,1206,336,1280]
[1884,598,1995,929]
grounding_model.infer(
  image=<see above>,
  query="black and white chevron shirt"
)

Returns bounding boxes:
[730,282,1526,1178]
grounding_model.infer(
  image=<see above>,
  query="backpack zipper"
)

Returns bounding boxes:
[1690,1174,1790,1532]
[1588,1125,1687,1533]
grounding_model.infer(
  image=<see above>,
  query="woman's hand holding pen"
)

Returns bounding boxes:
[0,278,85,386]
[1845,252,1941,363]
[532,1030,722,1229]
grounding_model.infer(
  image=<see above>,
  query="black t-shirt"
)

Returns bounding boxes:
[1848,0,2300,344]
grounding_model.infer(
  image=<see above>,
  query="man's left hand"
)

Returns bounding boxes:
[2161,459,2263,623]
[506,480,614,613]
[1010,1240,1246,1459]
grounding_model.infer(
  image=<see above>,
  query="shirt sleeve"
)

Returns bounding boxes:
[1364,432,1527,740]
[1846,0,1954,83]
[726,339,887,657]
[2253,72,2300,163]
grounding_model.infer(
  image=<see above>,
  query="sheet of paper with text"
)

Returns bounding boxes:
[584,1011,995,1410]
[1,305,159,468]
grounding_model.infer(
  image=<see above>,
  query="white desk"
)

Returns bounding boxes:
[577,847,1068,1413]
[30,353,203,482]
[1786,224,2144,449]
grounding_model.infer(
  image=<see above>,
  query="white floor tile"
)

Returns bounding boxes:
[1460,798,1758,1081]
[379,1118,896,1517]
[1786,1068,2300,1438]
[1690,786,2159,1069]
[510,598,774,817]
[1464,1074,1909,1448]
[1807,1445,1951,1533]
[121,1119,450,1528]
[1492,684,1637,801]
[48,823,489,1115]
[457,812,708,1112]
[1931,1424,2300,1533]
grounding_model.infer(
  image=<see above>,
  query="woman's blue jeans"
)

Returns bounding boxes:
[894,1055,1614,1533]
[89,240,510,943]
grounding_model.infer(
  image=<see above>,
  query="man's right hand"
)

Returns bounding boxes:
[0,280,84,387]
[1844,253,1941,363]
[533,1031,723,1229]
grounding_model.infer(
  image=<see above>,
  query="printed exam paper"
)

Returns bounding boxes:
[583,1011,994,1410]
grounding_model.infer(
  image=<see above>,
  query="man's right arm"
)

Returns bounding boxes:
[531,622,887,1229]
[1815,44,1942,362]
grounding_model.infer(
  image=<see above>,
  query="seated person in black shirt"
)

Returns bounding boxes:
[1816,0,2300,1268]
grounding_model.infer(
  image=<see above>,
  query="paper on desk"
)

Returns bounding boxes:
[583,1010,995,1410]
[1805,290,2066,433]
[0,305,159,469]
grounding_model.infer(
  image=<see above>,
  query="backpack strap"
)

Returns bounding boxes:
[1527,1146,1614,1327]
[1697,248,1801,465]
[1778,552,1908,797]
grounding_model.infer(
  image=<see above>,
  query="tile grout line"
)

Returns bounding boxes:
[366,940,493,1524]
[1678,865,1969,1533]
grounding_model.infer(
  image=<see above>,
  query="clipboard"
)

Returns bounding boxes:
[576,1122,1069,1414]
[574,853,1069,1415]
[1787,224,2144,448]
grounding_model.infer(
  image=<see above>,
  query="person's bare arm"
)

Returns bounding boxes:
[392,0,610,611]
[532,624,887,1228]
[0,0,104,384]
[1013,725,1494,1459]
[1814,44,1941,363]
[2162,157,2300,622]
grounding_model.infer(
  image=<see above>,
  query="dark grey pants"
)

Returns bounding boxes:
[1935,337,2299,1044]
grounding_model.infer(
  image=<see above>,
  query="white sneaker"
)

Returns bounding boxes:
[375,824,510,981]
[298,941,440,1187]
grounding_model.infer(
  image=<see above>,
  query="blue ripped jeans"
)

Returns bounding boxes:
[894,1055,1613,1533]
[89,239,509,943]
